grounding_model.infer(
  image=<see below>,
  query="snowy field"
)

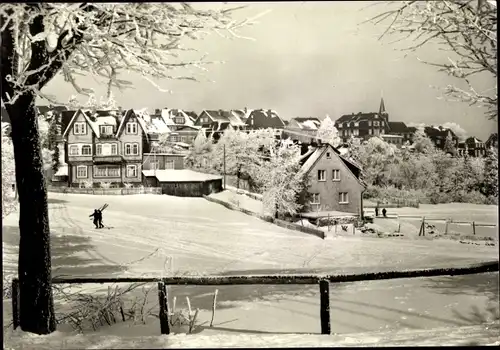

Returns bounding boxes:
[2,193,499,347]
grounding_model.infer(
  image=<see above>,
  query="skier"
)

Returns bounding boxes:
[96,209,104,228]
[89,209,100,229]
[382,208,387,218]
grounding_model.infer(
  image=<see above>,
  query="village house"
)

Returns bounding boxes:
[194,110,246,140]
[153,108,201,146]
[297,143,366,216]
[245,109,285,136]
[407,125,459,151]
[142,152,186,171]
[334,98,413,146]
[63,108,154,188]
[283,117,322,143]
[457,136,487,157]
[142,169,222,196]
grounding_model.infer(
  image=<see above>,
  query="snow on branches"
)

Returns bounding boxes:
[1,127,16,217]
[1,3,267,106]
[317,116,341,147]
[366,0,497,119]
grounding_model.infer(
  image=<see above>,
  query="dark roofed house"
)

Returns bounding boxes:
[245,109,285,132]
[184,111,198,124]
[458,136,487,157]
[194,109,245,140]
[424,126,459,151]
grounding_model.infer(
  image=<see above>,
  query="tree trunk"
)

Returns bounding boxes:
[6,93,56,335]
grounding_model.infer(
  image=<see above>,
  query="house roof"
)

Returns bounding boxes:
[247,109,285,129]
[298,143,364,186]
[184,111,198,122]
[388,121,409,133]
[115,109,148,138]
[335,112,385,124]
[292,117,322,130]
[203,110,231,122]
[142,169,222,182]
[465,136,483,144]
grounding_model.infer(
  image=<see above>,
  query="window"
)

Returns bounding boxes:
[81,145,91,155]
[343,123,347,128]
[69,145,79,155]
[111,144,117,155]
[124,143,139,155]
[326,152,331,159]
[373,121,379,127]
[165,160,175,169]
[94,166,120,177]
[126,165,138,177]
[369,129,373,135]
[332,169,340,181]
[353,129,359,136]
[100,125,113,135]
[436,139,441,145]
[126,122,138,134]
[73,122,86,135]
[339,192,349,204]
[174,117,185,124]
[96,144,102,155]
[170,135,179,142]
[151,161,159,170]
[317,170,326,181]
[181,136,186,143]
[310,193,320,204]
[76,166,87,178]
[368,121,372,127]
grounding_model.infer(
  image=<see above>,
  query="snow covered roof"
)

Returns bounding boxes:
[142,169,222,182]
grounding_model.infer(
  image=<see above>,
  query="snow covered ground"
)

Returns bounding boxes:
[2,193,499,347]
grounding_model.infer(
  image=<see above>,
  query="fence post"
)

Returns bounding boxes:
[319,279,331,335]
[445,219,449,235]
[157,282,170,335]
[12,278,20,330]
[472,221,476,235]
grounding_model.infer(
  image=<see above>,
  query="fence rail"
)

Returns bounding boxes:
[11,261,499,335]
[47,187,162,195]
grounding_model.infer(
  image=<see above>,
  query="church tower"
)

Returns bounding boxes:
[379,94,388,122]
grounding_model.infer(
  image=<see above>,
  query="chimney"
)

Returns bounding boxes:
[155,109,161,115]
[244,107,247,113]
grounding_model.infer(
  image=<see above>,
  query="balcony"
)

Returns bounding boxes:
[93,155,124,164]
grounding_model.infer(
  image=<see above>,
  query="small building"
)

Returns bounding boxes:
[142,169,223,197]
[380,134,404,147]
[297,143,366,216]
[284,117,322,143]
[142,153,185,170]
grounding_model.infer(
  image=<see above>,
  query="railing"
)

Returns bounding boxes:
[11,261,498,335]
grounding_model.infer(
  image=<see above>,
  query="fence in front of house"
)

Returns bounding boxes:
[10,261,499,335]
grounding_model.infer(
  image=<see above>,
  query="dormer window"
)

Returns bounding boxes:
[174,117,185,124]
[373,121,379,127]
[354,122,359,127]
[100,125,113,135]
[126,122,137,134]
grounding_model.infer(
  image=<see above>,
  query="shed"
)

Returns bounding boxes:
[142,169,223,197]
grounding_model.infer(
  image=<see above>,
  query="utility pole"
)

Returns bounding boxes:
[223,144,226,190]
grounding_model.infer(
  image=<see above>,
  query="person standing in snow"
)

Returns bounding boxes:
[89,209,100,229]
[96,209,104,228]
[382,208,387,218]
[375,206,379,217]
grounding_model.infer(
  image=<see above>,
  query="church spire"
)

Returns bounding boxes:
[379,96,387,115]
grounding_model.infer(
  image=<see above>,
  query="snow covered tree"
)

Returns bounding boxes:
[317,116,341,147]
[186,130,213,169]
[441,122,467,141]
[443,134,458,156]
[0,3,263,334]
[483,146,498,198]
[2,129,17,217]
[51,145,60,174]
[412,128,436,154]
[255,140,305,218]
[368,0,497,120]
[356,137,398,186]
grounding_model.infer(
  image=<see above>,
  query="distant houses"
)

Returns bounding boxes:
[458,137,487,157]
[283,117,322,143]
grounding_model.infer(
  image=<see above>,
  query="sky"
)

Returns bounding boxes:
[41,1,497,140]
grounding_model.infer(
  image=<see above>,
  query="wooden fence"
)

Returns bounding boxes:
[11,261,499,335]
[48,187,162,195]
[364,199,420,209]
